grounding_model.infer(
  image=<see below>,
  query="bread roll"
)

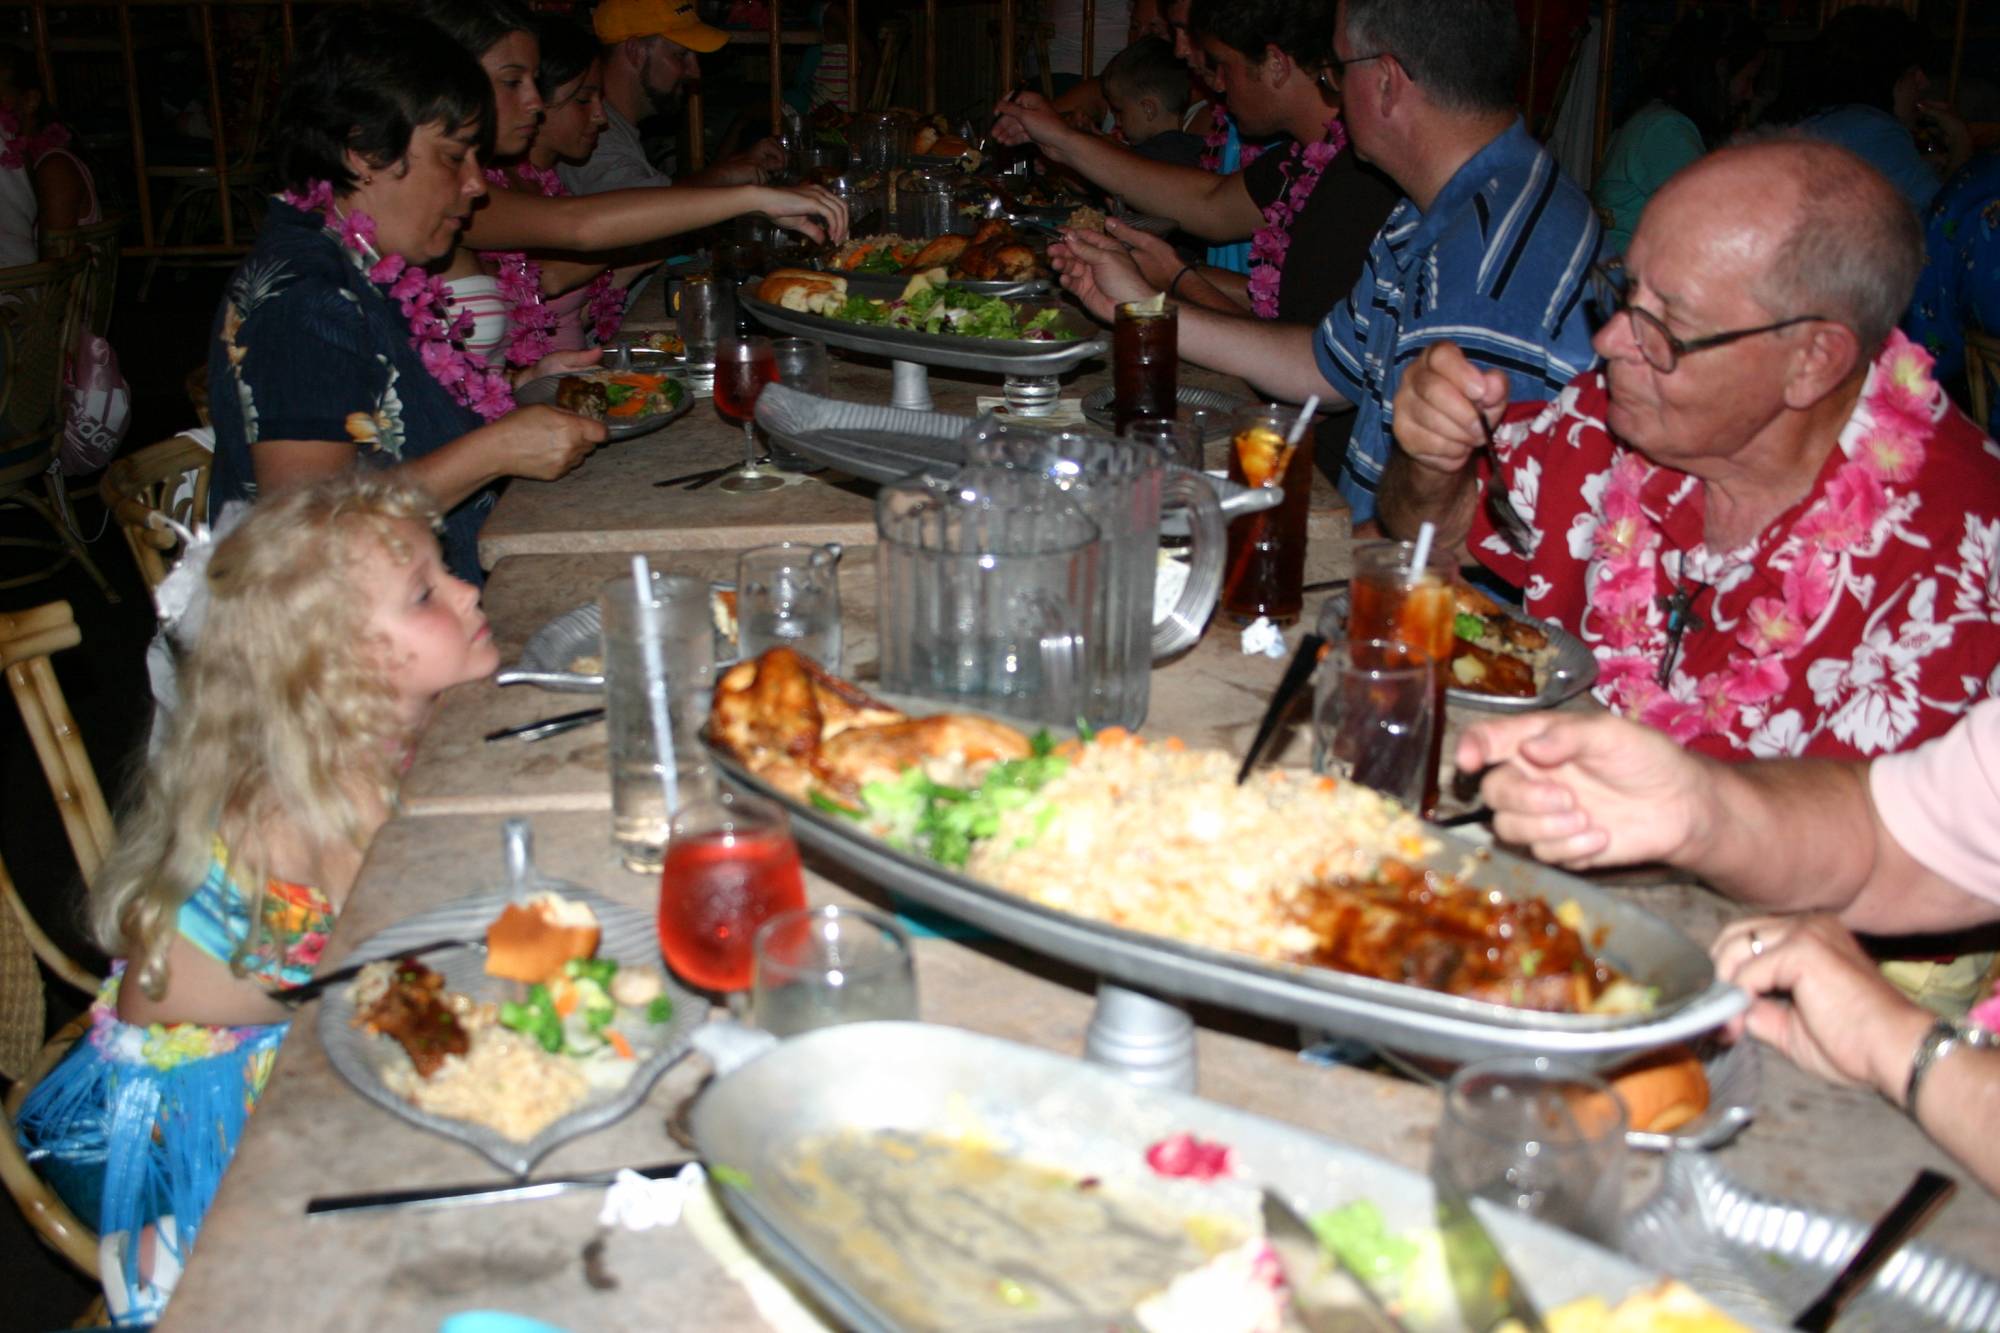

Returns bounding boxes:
[755,268,848,314]
[911,125,940,154]
[485,892,601,984]
[1610,1045,1710,1134]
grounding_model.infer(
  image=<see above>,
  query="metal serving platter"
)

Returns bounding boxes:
[1080,383,1251,444]
[1326,587,1598,712]
[707,721,1748,1069]
[318,889,704,1176]
[1622,1151,2000,1330]
[829,269,1055,301]
[514,366,694,441]
[752,384,1281,520]
[495,584,737,692]
[738,279,1109,376]
[691,1022,1671,1333]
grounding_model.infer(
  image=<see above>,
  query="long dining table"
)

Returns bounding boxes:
[158,342,2000,1331]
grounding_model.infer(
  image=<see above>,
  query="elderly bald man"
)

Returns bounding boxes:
[1383,135,2000,761]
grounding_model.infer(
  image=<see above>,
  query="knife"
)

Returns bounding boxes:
[1791,1168,1955,1331]
[1236,632,1324,785]
[483,707,606,743]
[1261,1189,1406,1332]
[306,1158,700,1216]
[1433,1175,1550,1333]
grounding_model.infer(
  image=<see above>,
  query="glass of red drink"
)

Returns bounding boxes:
[714,336,782,494]
[1220,404,1313,625]
[1112,300,1178,435]
[658,789,808,993]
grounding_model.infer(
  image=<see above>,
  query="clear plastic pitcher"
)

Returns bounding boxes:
[875,470,1101,727]
[961,418,1224,729]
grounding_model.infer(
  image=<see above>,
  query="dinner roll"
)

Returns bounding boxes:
[1609,1044,1710,1134]
[756,268,848,314]
[486,891,601,983]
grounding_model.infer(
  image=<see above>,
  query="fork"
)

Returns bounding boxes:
[1478,409,1535,555]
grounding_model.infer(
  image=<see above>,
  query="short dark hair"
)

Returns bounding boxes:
[413,0,537,58]
[533,14,601,101]
[1640,11,1766,146]
[1101,36,1192,115]
[1805,5,1924,118]
[273,8,493,195]
[1188,0,1335,71]
[1341,0,1522,115]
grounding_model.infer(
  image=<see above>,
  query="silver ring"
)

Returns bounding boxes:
[1749,930,1764,958]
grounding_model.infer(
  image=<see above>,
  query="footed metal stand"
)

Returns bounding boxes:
[1084,981,1196,1092]
[889,358,934,411]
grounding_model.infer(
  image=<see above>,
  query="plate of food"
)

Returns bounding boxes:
[515,366,693,440]
[824,220,1049,292]
[693,1022,1758,1333]
[1325,583,1598,711]
[495,583,740,692]
[318,888,705,1174]
[705,648,1748,1067]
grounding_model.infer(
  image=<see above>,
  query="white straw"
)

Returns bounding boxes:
[1285,394,1320,448]
[1409,520,1436,586]
[630,554,681,818]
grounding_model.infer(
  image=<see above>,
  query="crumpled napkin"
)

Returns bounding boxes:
[1239,616,1288,659]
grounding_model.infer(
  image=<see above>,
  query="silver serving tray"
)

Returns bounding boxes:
[752,383,1281,518]
[513,366,694,441]
[318,889,705,1176]
[707,724,1748,1069]
[1621,1152,2000,1330]
[1326,587,1598,712]
[692,1022,1671,1333]
[1080,384,1250,443]
[833,270,1054,301]
[738,280,1110,376]
[496,584,737,693]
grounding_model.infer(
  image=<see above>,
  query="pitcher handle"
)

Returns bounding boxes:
[1154,469,1225,658]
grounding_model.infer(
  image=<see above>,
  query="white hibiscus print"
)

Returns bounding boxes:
[1746,708,1809,758]
[1566,465,1613,561]
[1803,580,1953,753]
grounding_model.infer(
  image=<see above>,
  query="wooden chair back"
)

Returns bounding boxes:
[99,435,213,592]
[1,601,115,884]
[0,255,88,491]
[1965,329,2000,439]
[42,213,123,340]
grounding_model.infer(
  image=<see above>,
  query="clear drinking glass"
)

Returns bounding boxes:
[736,541,843,671]
[714,335,782,493]
[1349,539,1459,814]
[1311,638,1436,810]
[1123,416,1202,471]
[674,273,724,396]
[1432,1055,1629,1242]
[851,112,904,173]
[768,337,830,471]
[750,905,918,1038]
[1220,403,1312,626]
[602,572,718,874]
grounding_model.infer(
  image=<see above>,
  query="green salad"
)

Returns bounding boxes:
[827,277,1070,342]
[811,729,1070,867]
[498,957,674,1058]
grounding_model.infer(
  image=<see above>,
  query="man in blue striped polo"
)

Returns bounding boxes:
[1053,0,1600,523]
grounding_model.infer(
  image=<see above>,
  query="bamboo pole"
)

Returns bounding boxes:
[196,3,235,247]
[1000,0,1015,96]
[847,0,860,112]
[118,2,156,249]
[1081,0,1094,78]
[30,3,54,105]
[924,0,937,114]
[768,0,781,136]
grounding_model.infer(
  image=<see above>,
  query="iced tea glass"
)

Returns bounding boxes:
[1312,638,1436,810]
[1112,300,1178,435]
[658,790,808,994]
[1220,404,1312,625]
[1349,540,1457,813]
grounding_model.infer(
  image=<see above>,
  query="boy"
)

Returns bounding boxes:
[1101,36,1206,168]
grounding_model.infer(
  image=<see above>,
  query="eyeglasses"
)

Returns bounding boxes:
[1589,260,1829,374]
[1322,51,1387,93]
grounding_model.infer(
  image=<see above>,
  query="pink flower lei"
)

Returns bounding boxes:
[1246,116,1346,320]
[1198,104,1264,173]
[481,162,627,362]
[0,104,70,172]
[1586,332,1942,745]
[281,179,515,421]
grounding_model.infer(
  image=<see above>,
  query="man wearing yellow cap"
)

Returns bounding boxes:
[559,0,787,196]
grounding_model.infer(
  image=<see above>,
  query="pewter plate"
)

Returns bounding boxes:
[751,384,1281,518]
[496,584,738,693]
[738,280,1109,376]
[318,889,705,1176]
[1325,588,1598,712]
[1080,384,1251,443]
[1621,1152,2000,1330]
[513,367,694,441]
[708,705,1749,1069]
[692,1022,1671,1333]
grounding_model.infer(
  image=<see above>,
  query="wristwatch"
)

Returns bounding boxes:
[1903,1017,1988,1116]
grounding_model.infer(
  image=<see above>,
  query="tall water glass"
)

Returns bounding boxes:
[962,419,1225,729]
[674,272,724,396]
[603,572,718,874]
[875,469,1099,726]
[736,541,843,671]
[1432,1056,1629,1242]
[751,905,918,1038]
[767,337,830,472]
[851,113,904,173]
[1311,639,1436,811]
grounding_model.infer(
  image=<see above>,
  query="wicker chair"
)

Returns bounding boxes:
[99,435,213,593]
[1965,328,2000,439]
[0,254,117,601]
[42,214,123,341]
[0,600,107,1281]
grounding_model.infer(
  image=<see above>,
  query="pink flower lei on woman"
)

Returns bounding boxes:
[1586,332,1943,745]
[0,104,70,172]
[1246,116,1346,320]
[482,161,627,363]
[280,179,515,421]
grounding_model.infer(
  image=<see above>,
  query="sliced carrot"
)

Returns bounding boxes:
[606,398,649,418]
[606,1029,636,1060]
[551,981,579,1017]
[1095,726,1131,746]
